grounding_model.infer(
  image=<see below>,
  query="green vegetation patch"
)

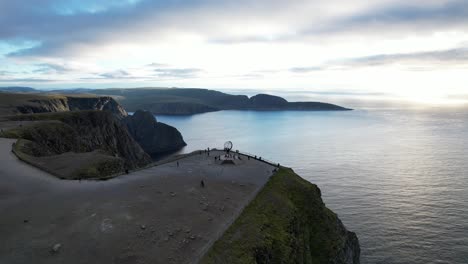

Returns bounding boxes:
[202,168,351,264]
[71,157,125,180]
[2,111,138,179]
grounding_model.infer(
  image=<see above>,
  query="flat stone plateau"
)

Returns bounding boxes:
[0,138,273,264]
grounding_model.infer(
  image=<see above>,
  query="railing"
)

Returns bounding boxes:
[234,150,280,167]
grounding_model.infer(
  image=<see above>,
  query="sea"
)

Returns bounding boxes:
[155,99,468,264]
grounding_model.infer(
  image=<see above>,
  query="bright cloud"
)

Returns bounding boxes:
[1,0,468,104]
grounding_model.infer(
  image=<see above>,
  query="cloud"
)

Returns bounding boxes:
[290,46,468,73]
[32,63,72,74]
[98,70,133,79]
[289,67,324,73]
[333,1,468,30]
[153,68,202,78]
[0,78,55,83]
[4,0,466,58]
[348,47,468,65]
[1,0,230,58]
[146,62,170,68]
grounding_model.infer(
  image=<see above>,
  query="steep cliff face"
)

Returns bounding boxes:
[3,93,128,118]
[89,88,351,115]
[66,97,128,118]
[123,110,187,155]
[202,168,360,264]
[4,111,151,179]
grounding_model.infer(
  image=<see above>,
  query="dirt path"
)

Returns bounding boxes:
[0,138,274,264]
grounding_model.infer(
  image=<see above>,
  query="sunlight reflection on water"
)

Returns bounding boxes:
[157,108,468,264]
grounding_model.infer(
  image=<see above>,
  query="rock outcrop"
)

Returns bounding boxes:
[3,93,128,118]
[202,167,360,264]
[21,96,128,118]
[1,88,352,115]
[123,110,187,155]
[89,88,352,115]
[5,111,151,179]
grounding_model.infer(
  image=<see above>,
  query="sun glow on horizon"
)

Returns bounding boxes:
[1,0,468,105]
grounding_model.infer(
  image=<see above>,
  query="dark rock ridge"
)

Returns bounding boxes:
[16,96,127,119]
[202,168,360,264]
[9,111,151,170]
[124,110,187,155]
[0,92,187,160]
[137,102,218,115]
[1,87,352,115]
[89,88,352,115]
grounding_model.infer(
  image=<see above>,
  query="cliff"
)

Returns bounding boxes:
[123,110,187,155]
[2,111,151,179]
[0,92,127,118]
[88,88,352,115]
[1,88,352,115]
[202,167,360,264]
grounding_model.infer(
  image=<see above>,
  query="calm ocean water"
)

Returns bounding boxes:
[156,107,468,264]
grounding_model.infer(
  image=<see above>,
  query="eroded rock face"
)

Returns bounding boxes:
[17,96,127,119]
[124,110,187,156]
[67,97,127,119]
[11,111,151,170]
[201,168,360,264]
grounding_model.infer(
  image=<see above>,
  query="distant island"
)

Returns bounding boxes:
[0,87,352,115]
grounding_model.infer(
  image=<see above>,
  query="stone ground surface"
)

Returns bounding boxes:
[0,138,274,264]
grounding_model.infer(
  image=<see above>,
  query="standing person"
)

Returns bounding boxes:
[177,161,179,167]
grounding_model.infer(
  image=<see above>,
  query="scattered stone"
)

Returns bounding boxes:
[220,205,225,212]
[23,219,29,223]
[140,225,146,230]
[170,192,176,197]
[51,243,62,253]
[189,235,196,240]
[185,228,191,233]
[100,218,114,233]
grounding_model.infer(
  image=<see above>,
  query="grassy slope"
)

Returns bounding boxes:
[10,138,124,179]
[0,92,106,116]
[1,111,149,179]
[202,168,358,264]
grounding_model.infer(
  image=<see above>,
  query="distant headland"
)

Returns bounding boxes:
[0,87,352,115]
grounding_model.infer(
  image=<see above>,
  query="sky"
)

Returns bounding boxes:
[1,0,468,104]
